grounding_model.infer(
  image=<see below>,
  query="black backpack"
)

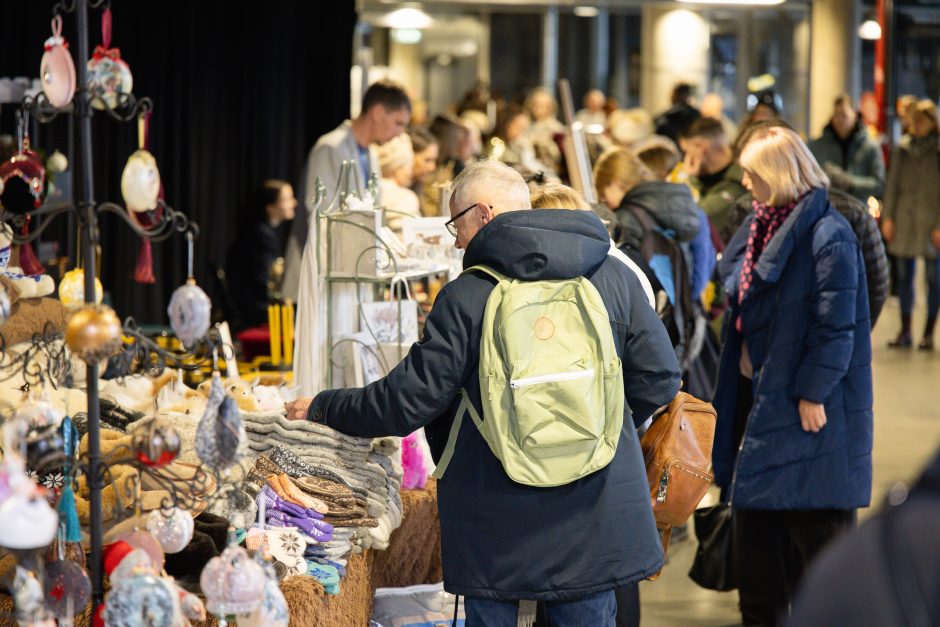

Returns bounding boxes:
[619,203,696,367]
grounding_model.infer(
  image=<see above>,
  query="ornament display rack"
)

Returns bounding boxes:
[2,0,228,609]
[317,160,450,389]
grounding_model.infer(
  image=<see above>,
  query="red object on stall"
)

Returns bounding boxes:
[237,326,271,361]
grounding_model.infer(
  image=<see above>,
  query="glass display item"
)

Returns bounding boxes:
[40,15,76,108]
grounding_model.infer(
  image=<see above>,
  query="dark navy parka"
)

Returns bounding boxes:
[309,209,681,601]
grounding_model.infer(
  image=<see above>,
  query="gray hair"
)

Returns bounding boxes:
[449,160,531,215]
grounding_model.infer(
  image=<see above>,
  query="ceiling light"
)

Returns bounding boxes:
[678,0,785,5]
[391,28,422,44]
[382,7,432,30]
[574,6,600,17]
[858,19,882,40]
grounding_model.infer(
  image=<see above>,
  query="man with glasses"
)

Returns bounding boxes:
[287,160,679,627]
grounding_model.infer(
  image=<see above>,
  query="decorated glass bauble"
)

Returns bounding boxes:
[120,150,160,212]
[43,559,91,619]
[58,268,104,311]
[132,420,180,468]
[167,279,211,347]
[40,17,76,108]
[179,591,206,623]
[25,422,65,475]
[146,507,194,554]
[87,47,133,110]
[239,573,289,627]
[117,530,165,570]
[0,149,45,212]
[13,566,48,625]
[103,571,176,627]
[200,545,265,616]
[65,305,122,364]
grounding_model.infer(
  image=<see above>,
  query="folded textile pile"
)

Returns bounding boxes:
[241,412,398,528]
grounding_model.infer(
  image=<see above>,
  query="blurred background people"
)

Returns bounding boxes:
[576,89,608,130]
[881,99,940,349]
[226,180,297,328]
[655,82,701,145]
[378,133,421,233]
[408,127,441,217]
[809,94,885,204]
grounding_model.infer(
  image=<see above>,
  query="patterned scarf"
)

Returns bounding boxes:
[738,196,801,305]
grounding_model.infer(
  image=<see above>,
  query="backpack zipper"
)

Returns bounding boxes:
[509,370,595,389]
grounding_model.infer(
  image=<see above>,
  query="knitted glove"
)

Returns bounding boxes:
[258,485,324,520]
[266,511,333,543]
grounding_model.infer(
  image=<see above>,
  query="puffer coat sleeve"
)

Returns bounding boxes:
[793,237,860,404]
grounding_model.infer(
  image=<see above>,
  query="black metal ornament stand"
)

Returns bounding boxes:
[3,0,221,608]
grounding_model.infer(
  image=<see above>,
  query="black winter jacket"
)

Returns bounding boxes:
[614,181,702,251]
[724,188,888,327]
[309,209,681,601]
[789,448,940,625]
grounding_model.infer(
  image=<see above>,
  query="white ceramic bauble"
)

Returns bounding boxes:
[200,545,265,617]
[121,149,160,212]
[40,37,76,108]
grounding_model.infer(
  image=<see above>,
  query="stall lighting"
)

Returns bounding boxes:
[573,6,600,17]
[382,7,432,30]
[678,0,785,5]
[858,19,882,40]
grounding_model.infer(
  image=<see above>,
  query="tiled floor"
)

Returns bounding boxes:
[639,298,940,626]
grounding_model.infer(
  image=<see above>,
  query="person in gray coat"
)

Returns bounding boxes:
[809,94,885,204]
[282,81,411,299]
[882,99,940,349]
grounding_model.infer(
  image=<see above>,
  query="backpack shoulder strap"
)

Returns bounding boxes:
[628,203,659,234]
[462,265,507,282]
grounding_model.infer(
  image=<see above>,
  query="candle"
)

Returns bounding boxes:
[267,305,276,364]
[283,301,294,366]
[270,305,281,366]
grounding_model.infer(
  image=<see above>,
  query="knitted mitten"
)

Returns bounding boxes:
[270,474,329,514]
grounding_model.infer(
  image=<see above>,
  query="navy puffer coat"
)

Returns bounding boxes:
[712,188,874,510]
[310,209,681,601]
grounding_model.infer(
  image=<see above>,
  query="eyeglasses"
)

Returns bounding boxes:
[445,203,481,237]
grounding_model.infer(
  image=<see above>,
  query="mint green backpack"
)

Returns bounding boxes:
[432,265,625,488]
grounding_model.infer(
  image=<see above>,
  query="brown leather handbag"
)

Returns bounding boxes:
[640,391,717,565]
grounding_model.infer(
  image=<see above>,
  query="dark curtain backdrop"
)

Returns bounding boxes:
[0,1,355,324]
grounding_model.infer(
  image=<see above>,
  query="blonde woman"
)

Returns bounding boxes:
[377,134,421,233]
[882,99,940,349]
[712,126,873,626]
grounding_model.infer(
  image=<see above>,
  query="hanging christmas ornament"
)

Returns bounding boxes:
[40,15,76,108]
[103,569,177,627]
[87,8,133,110]
[116,529,165,570]
[167,232,211,347]
[12,566,49,625]
[195,373,245,472]
[46,150,68,174]
[58,268,104,310]
[44,558,91,620]
[0,110,46,212]
[65,304,122,364]
[200,544,266,618]
[121,112,160,212]
[240,561,289,627]
[45,536,85,568]
[0,487,58,549]
[146,507,194,554]
[179,591,206,623]
[132,419,180,467]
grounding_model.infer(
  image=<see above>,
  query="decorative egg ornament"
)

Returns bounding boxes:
[65,305,123,364]
[104,570,176,627]
[200,544,266,617]
[167,279,211,347]
[43,559,91,620]
[40,16,76,108]
[121,150,160,212]
[146,507,194,554]
[132,420,180,467]
[58,268,104,310]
